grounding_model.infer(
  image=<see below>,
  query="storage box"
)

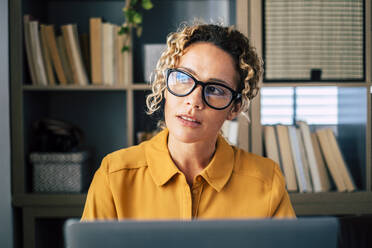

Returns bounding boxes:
[30,151,90,193]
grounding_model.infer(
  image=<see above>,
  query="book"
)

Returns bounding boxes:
[298,121,329,192]
[288,125,312,193]
[114,25,121,85]
[29,21,48,85]
[276,125,298,192]
[23,15,37,85]
[79,33,90,82]
[40,24,56,85]
[296,127,313,192]
[326,128,356,192]
[237,114,249,152]
[115,25,127,86]
[263,125,280,165]
[310,133,332,192]
[316,129,347,192]
[221,120,239,146]
[44,25,68,85]
[102,23,115,85]
[56,36,73,84]
[61,24,88,85]
[123,31,133,85]
[90,17,103,85]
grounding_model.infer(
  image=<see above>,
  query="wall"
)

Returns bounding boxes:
[0,0,13,247]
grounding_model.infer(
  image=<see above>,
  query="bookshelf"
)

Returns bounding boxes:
[241,0,372,216]
[9,0,372,248]
[10,0,237,248]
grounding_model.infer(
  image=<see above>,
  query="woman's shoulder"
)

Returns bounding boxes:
[101,142,148,174]
[232,147,283,185]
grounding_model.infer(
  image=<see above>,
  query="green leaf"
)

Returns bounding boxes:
[130,0,138,7]
[121,45,130,53]
[136,26,143,37]
[118,26,129,35]
[133,12,142,24]
[125,9,137,22]
[142,0,153,10]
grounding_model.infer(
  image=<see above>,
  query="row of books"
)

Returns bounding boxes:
[264,121,356,193]
[23,15,132,86]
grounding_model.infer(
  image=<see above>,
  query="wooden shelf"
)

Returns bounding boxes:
[290,191,372,216]
[22,83,152,91]
[12,192,372,216]
[12,194,87,207]
[262,82,371,87]
[22,85,128,91]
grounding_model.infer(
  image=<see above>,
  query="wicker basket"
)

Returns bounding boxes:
[30,151,90,193]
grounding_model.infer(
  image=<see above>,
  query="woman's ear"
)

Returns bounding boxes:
[164,89,168,100]
[226,102,241,120]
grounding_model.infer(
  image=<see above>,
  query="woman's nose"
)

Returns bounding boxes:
[185,85,205,109]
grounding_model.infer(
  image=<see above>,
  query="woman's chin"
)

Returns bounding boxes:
[169,129,207,144]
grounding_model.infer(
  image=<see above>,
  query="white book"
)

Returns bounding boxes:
[288,125,312,193]
[263,125,280,166]
[103,23,115,85]
[298,121,328,192]
[310,133,332,192]
[221,120,238,146]
[296,128,313,193]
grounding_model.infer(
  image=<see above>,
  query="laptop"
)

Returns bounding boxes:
[65,217,338,248]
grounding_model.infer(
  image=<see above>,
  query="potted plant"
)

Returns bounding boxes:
[119,0,154,52]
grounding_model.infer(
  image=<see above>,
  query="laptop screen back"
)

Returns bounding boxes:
[65,217,338,248]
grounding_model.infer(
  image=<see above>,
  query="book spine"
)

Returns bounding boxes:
[23,15,37,85]
[276,125,298,192]
[61,25,79,85]
[298,121,323,192]
[30,21,48,86]
[40,24,56,85]
[316,129,347,192]
[45,25,68,85]
[288,125,310,192]
[90,17,102,85]
[327,129,356,192]
[56,36,73,84]
[70,24,88,85]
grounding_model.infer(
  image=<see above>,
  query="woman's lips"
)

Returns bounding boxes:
[177,115,201,127]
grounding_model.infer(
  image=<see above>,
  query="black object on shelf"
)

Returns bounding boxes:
[31,118,84,153]
[310,68,322,81]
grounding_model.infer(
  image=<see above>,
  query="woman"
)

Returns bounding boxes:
[82,23,296,220]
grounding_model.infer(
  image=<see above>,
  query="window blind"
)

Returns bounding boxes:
[264,0,364,81]
[261,87,338,125]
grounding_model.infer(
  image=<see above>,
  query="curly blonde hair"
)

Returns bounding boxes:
[146,22,263,116]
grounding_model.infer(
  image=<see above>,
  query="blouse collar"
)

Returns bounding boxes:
[145,128,234,192]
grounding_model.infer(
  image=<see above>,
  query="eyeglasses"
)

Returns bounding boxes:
[166,68,241,110]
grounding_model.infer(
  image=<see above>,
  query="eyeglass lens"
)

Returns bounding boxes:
[167,70,234,109]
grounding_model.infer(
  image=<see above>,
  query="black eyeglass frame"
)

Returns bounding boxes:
[166,68,242,110]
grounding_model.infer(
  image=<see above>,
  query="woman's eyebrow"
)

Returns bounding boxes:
[178,66,229,85]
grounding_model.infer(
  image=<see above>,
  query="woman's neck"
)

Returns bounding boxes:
[167,134,217,187]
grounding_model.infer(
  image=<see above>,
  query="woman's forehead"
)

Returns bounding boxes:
[177,42,238,88]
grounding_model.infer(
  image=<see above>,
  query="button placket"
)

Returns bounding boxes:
[191,181,204,218]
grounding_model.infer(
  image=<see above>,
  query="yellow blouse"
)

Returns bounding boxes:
[81,129,296,220]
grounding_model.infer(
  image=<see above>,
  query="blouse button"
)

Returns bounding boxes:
[192,189,199,194]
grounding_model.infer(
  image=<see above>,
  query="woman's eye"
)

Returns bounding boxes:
[206,86,226,96]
